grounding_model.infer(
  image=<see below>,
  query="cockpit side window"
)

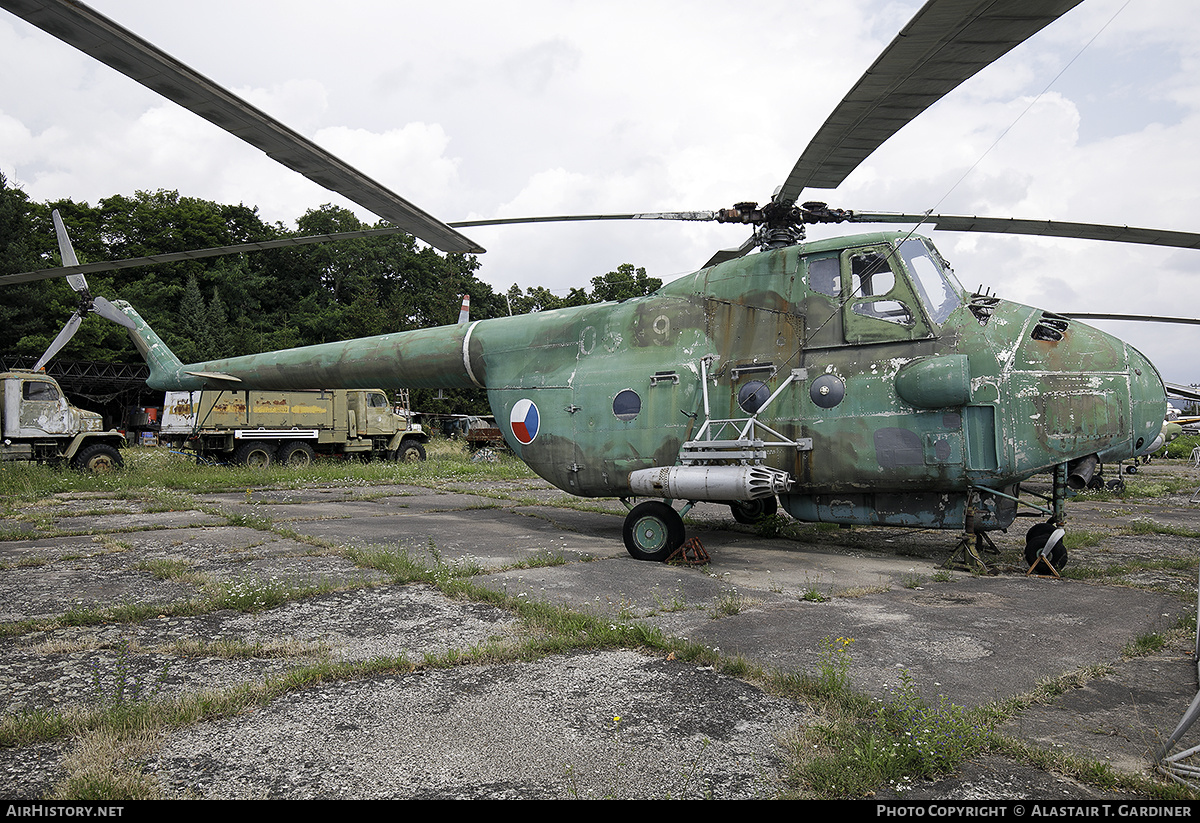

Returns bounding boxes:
[850,251,897,300]
[841,245,932,343]
[898,238,963,326]
[807,255,841,297]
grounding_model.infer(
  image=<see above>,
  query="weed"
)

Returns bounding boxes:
[800,577,829,602]
[565,715,627,799]
[347,544,482,584]
[816,636,855,695]
[711,589,745,618]
[651,591,688,613]
[1128,517,1200,539]
[206,575,321,612]
[878,670,990,776]
[136,558,198,582]
[754,513,791,539]
[87,637,171,708]
[782,641,991,798]
[1124,631,1169,657]
[512,550,567,569]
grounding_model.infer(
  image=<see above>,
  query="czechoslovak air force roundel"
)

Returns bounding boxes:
[509,399,540,445]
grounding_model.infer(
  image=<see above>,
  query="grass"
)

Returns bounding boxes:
[0,557,711,798]
[0,438,537,505]
[0,445,713,798]
[772,636,1200,801]
[773,638,995,799]
[5,444,1200,799]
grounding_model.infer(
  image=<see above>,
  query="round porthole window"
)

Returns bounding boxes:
[737,380,770,414]
[613,389,641,421]
[810,374,845,408]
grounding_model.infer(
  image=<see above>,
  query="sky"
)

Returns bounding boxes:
[2,0,1200,388]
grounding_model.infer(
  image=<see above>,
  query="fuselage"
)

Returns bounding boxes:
[121,231,1166,531]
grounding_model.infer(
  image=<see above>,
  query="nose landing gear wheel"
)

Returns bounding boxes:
[1025,521,1067,575]
[623,501,686,562]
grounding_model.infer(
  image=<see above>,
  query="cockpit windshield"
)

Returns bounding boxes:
[897,238,963,326]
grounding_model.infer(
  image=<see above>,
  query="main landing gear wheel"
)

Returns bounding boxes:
[1024,521,1067,572]
[729,496,778,524]
[623,501,685,562]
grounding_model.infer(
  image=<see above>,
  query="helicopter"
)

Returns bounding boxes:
[4,0,1199,570]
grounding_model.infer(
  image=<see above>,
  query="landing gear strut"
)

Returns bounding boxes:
[1020,463,1071,576]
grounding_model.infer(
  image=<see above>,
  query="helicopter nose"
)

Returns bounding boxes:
[1125,344,1168,456]
[1013,311,1167,469]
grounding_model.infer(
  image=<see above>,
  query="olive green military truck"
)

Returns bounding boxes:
[160,388,428,467]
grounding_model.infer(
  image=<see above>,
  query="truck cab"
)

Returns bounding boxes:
[0,370,125,470]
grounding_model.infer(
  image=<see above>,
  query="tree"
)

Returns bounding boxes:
[503,263,658,314]
[590,263,661,303]
[175,273,210,363]
[206,287,231,359]
[0,174,53,358]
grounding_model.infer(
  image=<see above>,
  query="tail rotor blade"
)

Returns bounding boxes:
[91,296,136,329]
[51,210,87,293]
[91,295,137,331]
[33,311,83,372]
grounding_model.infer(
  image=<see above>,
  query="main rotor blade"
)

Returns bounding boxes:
[776,0,1084,204]
[33,311,82,372]
[2,0,483,255]
[850,212,1200,251]
[1062,313,1200,327]
[1167,384,1200,403]
[0,213,720,284]
[449,212,717,228]
[0,226,415,285]
[703,235,758,268]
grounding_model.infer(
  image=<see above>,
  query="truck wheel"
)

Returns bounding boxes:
[71,443,123,473]
[396,439,427,462]
[277,441,315,467]
[234,441,274,468]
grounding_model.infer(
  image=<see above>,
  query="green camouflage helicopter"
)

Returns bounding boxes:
[4,0,1196,570]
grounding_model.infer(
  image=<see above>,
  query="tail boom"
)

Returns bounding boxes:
[116,301,484,392]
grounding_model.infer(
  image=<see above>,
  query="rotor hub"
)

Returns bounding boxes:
[715,200,856,252]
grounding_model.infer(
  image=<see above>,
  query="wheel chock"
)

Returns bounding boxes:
[1026,556,1062,578]
[667,537,709,565]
